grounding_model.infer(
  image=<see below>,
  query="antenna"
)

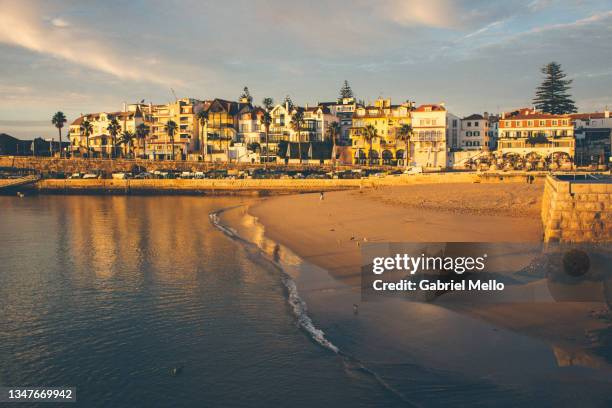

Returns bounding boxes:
[170,88,178,102]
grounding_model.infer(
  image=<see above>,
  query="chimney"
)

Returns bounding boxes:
[285,101,289,112]
[123,102,127,112]
[605,107,610,118]
[501,112,506,119]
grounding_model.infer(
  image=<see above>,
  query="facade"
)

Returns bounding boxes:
[458,114,490,151]
[202,98,252,162]
[269,103,293,143]
[409,104,449,169]
[350,98,414,166]
[69,108,145,158]
[571,110,612,165]
[319,97,357,143]
[146,98,203,160]
[298,105,336,142]
[497,108,575,161]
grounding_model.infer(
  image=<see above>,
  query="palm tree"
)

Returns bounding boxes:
[196,109,209,161]
[290,110,305,163]
[363,124,378,166]
[119,130,135,158]
[80,119,93,157]
[106,116,121,159]
[262,97,274,168]
[135,123,149,159]
[397,124,412,168]
[262,110,272,168]
[51,111,67,158]
[165,120,178,161]
[328,121,340,168]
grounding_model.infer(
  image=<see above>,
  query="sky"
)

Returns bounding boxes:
[1,0,611,139]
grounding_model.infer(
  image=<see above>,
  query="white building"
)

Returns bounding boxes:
[459,114,489,151]
[410,104,450,169]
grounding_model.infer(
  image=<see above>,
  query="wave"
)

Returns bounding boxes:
[209,207,418,406]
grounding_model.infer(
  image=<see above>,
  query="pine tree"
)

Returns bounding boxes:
[533,62,577,114]
[339,80,354,99]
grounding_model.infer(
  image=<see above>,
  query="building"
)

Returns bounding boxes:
[349,98,414,166]
[497,108,575,162]
[298,105,336,142]
[319,97,357,143]
[570,110,611,165]
[409,104,449,169]
[69,107,145,158]
[201,98,252,162]
[146,98,204,160]
[458,114,490,151]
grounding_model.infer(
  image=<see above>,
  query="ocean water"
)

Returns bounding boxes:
[1,195,611,408]
[0,196,393,407]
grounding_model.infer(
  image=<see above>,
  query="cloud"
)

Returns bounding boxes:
[0,0,182,86]
[50,17,69,28]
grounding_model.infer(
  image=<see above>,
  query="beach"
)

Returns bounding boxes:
[249,182,545,285]
[243,181,611,373]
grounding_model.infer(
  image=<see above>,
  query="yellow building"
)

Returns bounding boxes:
[349,98,414,165]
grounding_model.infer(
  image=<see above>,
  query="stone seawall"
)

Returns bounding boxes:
[542,175,612,242]
[32,173,481,195]
[4,171,553,196]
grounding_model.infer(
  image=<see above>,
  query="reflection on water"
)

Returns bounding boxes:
[0,196,395,408]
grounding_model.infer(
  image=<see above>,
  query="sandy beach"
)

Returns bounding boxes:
[250,182,544,284]
[245,181,611,370]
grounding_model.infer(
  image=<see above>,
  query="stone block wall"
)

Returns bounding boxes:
[542,175,612,242]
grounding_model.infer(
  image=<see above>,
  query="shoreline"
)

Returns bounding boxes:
[240,184,611,369]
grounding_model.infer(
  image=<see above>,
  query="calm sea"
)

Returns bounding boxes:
[0,196,392,407]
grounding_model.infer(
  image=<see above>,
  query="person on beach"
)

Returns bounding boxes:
[320,191,325,201]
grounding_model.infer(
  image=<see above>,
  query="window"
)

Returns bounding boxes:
[467,122,472,127]
[552,120,558,126]
[562,120,568,125]
[539,120,545,126]
[453,119,458,127]
[527,120,533,126]
[504,121,510,127]
[474,121,479,126]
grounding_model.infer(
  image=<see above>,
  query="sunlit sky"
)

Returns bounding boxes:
[1,0,612,138]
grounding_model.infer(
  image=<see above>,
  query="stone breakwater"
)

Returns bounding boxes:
[542,175,612,242]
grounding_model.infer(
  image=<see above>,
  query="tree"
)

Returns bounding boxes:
[240,86,253,103]
[80,119,93,157]
[526,133,549,146]
[51,111,67,158]
[328,121,341,167]
[533,62,577,114]
[283,95,294,111]
[119,130,135,158]
[165,120,178,160]
[290,110,304,163]
[135,123,149,159]
[261,98,274,167]
[262,97,274,110]
[397,124,412,168]
[339,80,354,99]
[363,124,378,166]
[106,116,121,159]
[262,110,272,167]
[196,109,209,161]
